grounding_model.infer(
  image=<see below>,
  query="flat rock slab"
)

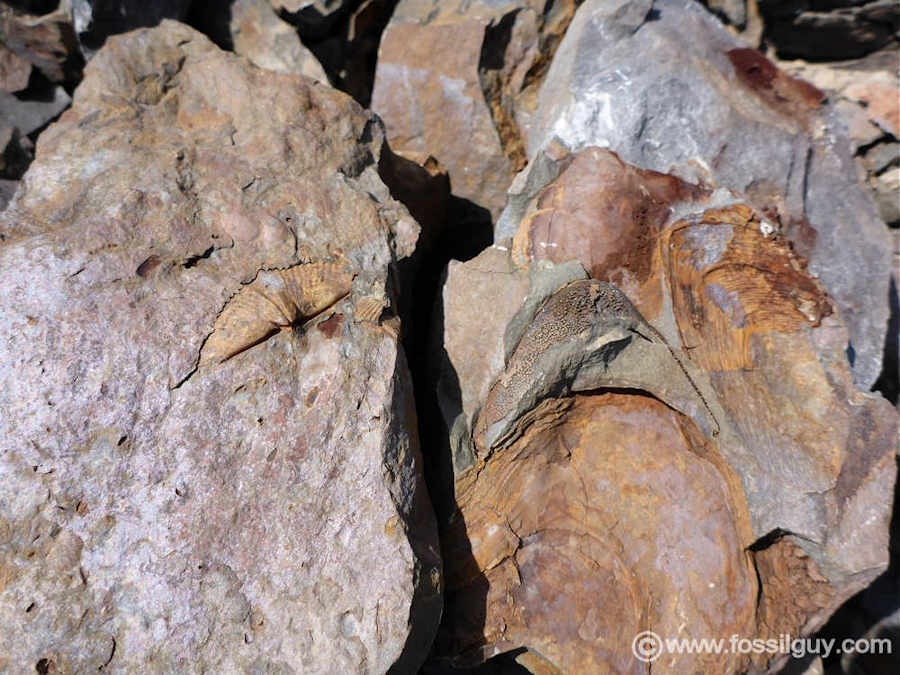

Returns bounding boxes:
[0,21,439,674]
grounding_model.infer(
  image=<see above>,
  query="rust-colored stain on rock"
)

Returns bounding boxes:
[663,205,832,372]
[440,392,757,672]
[315,312,344,339]
[727,48,825,124]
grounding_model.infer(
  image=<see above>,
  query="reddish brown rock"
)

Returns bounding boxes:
[521,0,892,390]
[371,0,581,220]
[0,42,31,92]
[435,146,898,670]
[373,15,511,220]
[438,393,757,673]
[511,147,706,298]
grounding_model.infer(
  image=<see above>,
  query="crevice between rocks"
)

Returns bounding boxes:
[377,145,497,671]
[477,1,585,177]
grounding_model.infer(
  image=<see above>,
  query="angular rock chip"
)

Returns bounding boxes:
[229,0,328,82]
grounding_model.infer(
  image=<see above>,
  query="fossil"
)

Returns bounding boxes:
[477,279,720,452]
[201,262,354,365]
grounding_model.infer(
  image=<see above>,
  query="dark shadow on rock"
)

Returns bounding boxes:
[757,0,896,61]
[387,344,445,675]
[186,1,234,51]
[4,0,60,14]
[379,145,492,524]
[278,0,400,107]
[76,0,193,53]
[378,142,495,670]
[421,648,530,674]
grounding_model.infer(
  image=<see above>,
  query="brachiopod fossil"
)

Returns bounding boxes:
[201,262,354,364]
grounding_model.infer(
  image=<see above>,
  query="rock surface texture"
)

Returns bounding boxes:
[0,1,897,673]
[434,146,898,671]
[510,0,892,391]
[229,0,328,82]
[0,21,440,674]
[371,0,583,221]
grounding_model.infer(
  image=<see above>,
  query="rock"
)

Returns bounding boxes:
[439,392,758,672]
[0,20,440,673]
[779,53,899,227]
[0,86,70,136]
[844,74,900,138]
[71,0,193,54]
[270,0,355,39]
[433,147,898,670]
[371,0,517,221]
[871,166,900,225]
[371,0,582,221]
[758,0,899,61]
[519,0,891,390]
[0,2,82,83]
[229,0,327,81]
[0,42,32,92]
[0,177,18,210]
[833,99,885,151]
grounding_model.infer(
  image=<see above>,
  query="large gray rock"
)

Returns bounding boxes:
[511,0,892,390]
[0,20,440,673]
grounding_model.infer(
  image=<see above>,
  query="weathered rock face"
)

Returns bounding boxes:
[515,0,892,390]
[0,20,440,674]
[229,0,328,82]
[780,51,900,228]
[434,147,898,670]
[371,0,582,221]
[441,393,758,673]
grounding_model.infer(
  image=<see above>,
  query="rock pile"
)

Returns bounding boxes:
[0,1,896,673]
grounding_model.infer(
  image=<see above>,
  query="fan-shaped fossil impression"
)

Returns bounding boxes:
[201,262,354,365]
